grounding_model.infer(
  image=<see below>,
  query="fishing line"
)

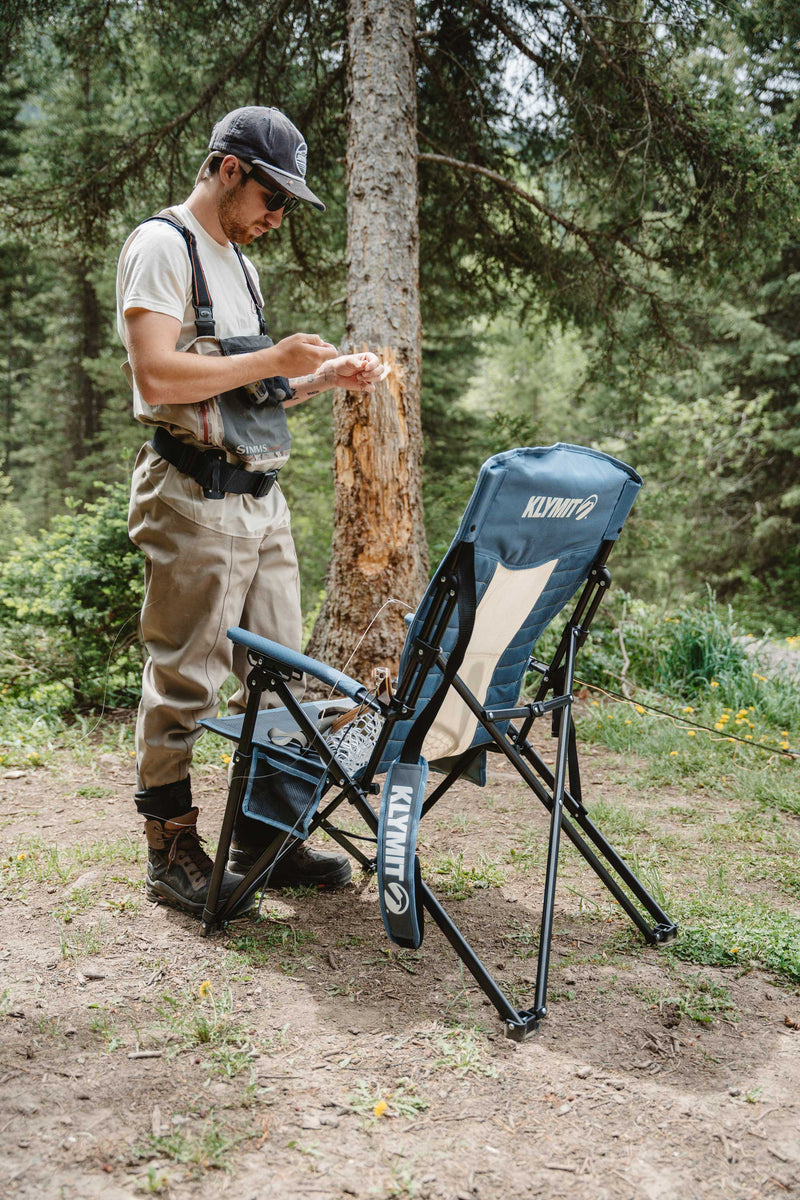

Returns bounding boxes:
[573,677,800,761]
[324,596,415,699]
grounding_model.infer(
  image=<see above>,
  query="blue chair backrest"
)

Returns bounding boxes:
[379,444,641,770]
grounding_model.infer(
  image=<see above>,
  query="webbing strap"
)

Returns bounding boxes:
[377,758,428,948]
[399,541,477,765]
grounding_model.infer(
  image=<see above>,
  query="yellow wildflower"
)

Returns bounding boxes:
[686,730,696,737]
[682,706,695,714]
[198,980,213,999]
[709,680,719,688]
[635,704,645,714]
[373,1100,388,1118]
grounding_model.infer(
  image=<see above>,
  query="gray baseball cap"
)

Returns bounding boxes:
[204,106,325,211]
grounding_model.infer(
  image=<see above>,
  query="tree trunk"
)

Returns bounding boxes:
[75,254,103,450]
[306,0,428,679]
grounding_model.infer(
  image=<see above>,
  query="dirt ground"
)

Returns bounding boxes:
[1,730,798,1200]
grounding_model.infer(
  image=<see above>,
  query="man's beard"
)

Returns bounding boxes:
[217,181,257,244]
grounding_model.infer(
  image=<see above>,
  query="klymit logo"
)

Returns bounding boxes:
[295,141,308,177]
[522,494,598,521]
[383,882,410,916]
[382,784,413,880]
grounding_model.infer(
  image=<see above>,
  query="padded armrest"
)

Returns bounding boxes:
[227,626,371,704]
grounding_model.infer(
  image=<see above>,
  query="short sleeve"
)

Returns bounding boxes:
[117,221,192,328]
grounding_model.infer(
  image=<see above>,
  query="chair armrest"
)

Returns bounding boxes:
[227,627,371,705]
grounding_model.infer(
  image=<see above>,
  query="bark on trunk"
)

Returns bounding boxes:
[306,0,428,679]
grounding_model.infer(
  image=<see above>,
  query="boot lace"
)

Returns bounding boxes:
[167,824,213,873]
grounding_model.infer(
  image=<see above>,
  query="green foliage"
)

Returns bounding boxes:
[650,975,735,1027]
[561,588,799,714]
[0,0,799,697]
[0,481,142,708]
[669,897,800,985]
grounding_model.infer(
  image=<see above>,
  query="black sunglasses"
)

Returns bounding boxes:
[238,160,301,215]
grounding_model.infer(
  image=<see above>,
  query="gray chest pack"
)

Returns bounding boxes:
[144,214,293,496]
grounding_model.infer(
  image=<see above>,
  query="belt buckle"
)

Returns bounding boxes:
[200,450,227,499]
[253,470,277,499]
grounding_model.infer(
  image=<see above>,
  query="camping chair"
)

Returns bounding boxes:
[199,444,677,1039]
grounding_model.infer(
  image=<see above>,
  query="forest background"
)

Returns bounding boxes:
[0,0,799,716]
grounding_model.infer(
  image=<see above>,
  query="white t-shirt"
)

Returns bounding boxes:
[116,203,263,351]
[117,204,291,536]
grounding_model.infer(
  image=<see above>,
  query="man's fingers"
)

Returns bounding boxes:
[299,333,337,351]
[334,355,390,383]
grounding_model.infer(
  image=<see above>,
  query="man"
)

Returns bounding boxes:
[117,106,384,916]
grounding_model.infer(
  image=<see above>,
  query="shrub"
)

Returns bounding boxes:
[0,482,143,709]
[528,587,800,734]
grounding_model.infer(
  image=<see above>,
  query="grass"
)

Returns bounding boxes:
[58,919,105,959]
[148,980,281,1080]
[89,1010,125,1053]
[137,1166,171,1195]
[0,679,242,772]
[647,974,736,1026]
[1,590,798,1050]
[0,834,143,902]
[426,850,506,899]
[423,1024,497,1078]
[136,1111,245,1173]
[501,919,539,958]
[667,896,800,983]
[554,628,799,991]
[346,1077,430,1124]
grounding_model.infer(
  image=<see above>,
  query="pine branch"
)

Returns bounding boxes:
[417,149,657,269]
[468,0,550,71]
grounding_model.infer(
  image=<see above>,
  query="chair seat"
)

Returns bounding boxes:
[201,698,357,749]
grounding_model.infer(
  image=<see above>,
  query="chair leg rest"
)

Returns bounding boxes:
[653,921,679,944]
[504,1009,544,1041]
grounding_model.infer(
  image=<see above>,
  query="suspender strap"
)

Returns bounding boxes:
[231,242,268,336]
[141,215,269,339]
[142,216,216,337]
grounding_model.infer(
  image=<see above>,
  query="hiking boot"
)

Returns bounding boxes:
[227,836,352,889]
[144,807,246,916]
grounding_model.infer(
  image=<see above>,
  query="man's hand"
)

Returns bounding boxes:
[287,351,389,404]
[272,333,338,378]
[324,352,389,393]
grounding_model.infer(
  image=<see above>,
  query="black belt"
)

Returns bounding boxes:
[152,427,278,500]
